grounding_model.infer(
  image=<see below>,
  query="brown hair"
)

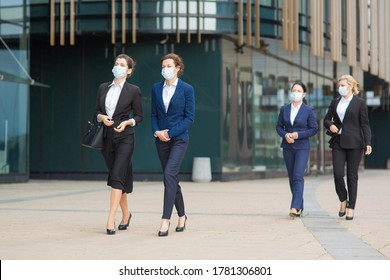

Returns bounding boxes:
[161,53,184,76]
[338,74,359,95]
[114,54,136,78]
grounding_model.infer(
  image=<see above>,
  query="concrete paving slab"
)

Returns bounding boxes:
[0,170,389,260]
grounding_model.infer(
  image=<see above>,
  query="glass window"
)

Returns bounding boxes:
[221,36,364,175]
[0,1,30,180]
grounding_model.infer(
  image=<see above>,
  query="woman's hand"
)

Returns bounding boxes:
[285,133,295,144]
[365,145,372,155]
[156,130,171,142]
[329,124,339,134]
[291,132,298,139]
[98,114,115,127]
[114,120,133,133]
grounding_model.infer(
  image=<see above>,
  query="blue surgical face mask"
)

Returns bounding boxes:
[161,67,175,80]
[290,91,303,102]
[112,65,127,79]
[339,86,348,96]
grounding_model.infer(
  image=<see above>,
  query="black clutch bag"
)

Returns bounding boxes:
[326,130,339,146]
[82,120,103,149]
[326,130,334,137]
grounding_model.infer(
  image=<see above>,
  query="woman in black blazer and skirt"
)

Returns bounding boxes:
[324,74,372,220]
[95,54,143,234]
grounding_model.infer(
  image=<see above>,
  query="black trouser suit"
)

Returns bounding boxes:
[331,135,363,209]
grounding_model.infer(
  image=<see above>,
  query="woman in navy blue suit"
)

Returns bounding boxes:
[151,53,195,237]
[276,82,318,218]
[95,54,143,234]
[324,75,372,220]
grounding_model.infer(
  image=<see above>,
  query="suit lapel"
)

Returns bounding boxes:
[160,79,181,114]
[112,82,127,116]
[167,79,182,112]
[100,83,111,115]
[293,103,305,126]
[343,95,355,121]
[285,104,292,126]
[156,81,166,112]
[332,97,342,123]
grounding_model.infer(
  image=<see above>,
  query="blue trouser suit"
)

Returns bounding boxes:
[156,139,188,219]
[282,148,310,211]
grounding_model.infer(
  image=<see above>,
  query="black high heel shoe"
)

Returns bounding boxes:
[106,223,116,235]
[289,212,300,217]
[345,208,354,220]
[118,212,132,230]
[289,208,300,217]
[338,201,348,217]
[175,215,187,232]
[158,222,170,237]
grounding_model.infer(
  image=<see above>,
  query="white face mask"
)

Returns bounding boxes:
[112,65,127,79]
[161,67,175,80]
[339,86,348,96]
[290,91,304,102]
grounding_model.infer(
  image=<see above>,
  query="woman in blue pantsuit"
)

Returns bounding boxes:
[151,53,195,236]
[276,82,318,217]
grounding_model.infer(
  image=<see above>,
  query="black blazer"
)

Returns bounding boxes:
[324,95,371,149]
[95,81,143,138]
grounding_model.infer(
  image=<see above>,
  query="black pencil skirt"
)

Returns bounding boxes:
[101,128,135,194]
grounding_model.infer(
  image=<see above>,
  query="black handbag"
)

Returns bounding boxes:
[82,120,104,149]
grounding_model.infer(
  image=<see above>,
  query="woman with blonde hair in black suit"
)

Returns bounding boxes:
[324,74,372,220]
[95,54,143,234]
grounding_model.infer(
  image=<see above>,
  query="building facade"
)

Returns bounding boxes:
[1,0,390,183]
[0,0,30,182]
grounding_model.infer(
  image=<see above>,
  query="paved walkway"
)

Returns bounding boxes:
[0,169,389,260]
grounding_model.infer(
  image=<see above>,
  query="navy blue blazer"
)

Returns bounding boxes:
[323,95,371,149]
[151,79,195,141]
[276,103,318,149]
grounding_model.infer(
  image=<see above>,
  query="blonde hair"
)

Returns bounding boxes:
[338,74,359,95]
